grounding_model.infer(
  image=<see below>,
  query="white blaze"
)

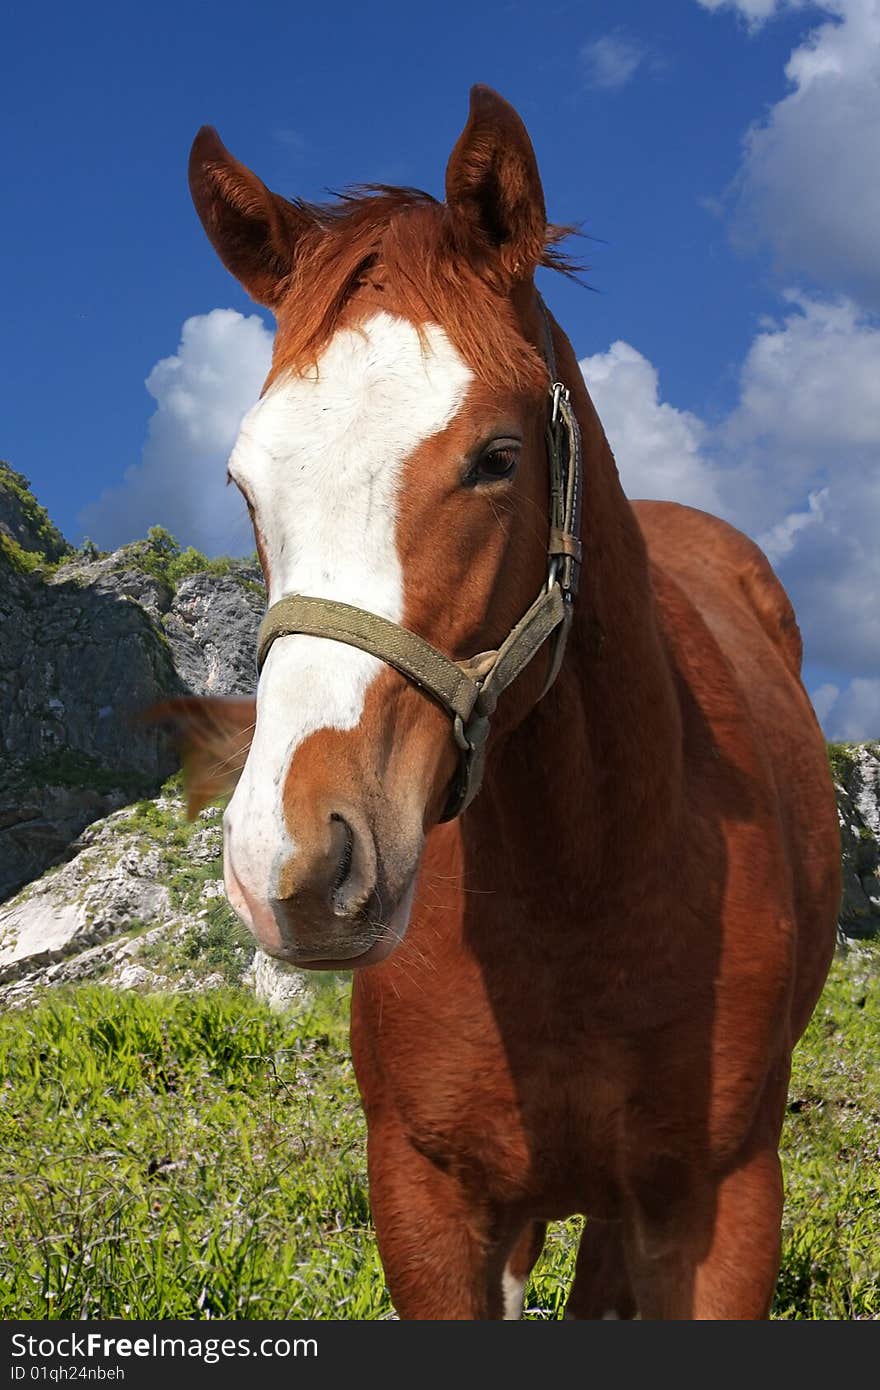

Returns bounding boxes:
[224,311,472,898]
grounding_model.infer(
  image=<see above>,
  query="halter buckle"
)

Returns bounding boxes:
[550,380,570,427]
[452,712,471,752]
[453,709,491,754]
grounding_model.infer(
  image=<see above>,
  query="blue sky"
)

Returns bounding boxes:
[2,0,878,738]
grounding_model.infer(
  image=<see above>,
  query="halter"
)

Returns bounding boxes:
[255,295,583,822]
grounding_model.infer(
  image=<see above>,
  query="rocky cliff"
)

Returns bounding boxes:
[0,465,877,1009]
[1,464,264,901]
[0,466,306,1008]
[834,743,880,936]
[0,788,306,1011]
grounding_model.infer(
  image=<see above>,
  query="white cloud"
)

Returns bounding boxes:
[80,309,273,555]
[717,0,880,308]
[717,293,880,683]
[819,678,880,740]
[810,681,841,724]
[760,477,880,682]
[583,9,880,735]
[716,290,880,525]
[581,33,651,89]
[696,0,809,27]
[757,487,827,566]
[731,292,880,454]
[578,341,723,512]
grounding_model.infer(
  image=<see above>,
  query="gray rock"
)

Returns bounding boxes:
[0,492,266,901]
[832,743,880,939]
[244,949,310,1012]
[1,556,182,899]
[0,790,317,1010]
[54,546,174,619]
[0,795,249,1005]
[164,566,263,696]
[0,808,172,992]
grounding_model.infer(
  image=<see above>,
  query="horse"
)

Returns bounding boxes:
[157,86,840,1319]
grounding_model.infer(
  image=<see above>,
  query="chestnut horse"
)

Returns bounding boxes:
[161,87,840,1319]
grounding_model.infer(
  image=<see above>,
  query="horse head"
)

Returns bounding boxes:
[170,88,580,969]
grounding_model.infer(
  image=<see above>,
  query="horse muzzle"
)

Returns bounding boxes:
[223,802,418,969]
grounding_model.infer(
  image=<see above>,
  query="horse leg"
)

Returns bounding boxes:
[564,1219,639,1319]
[366,1119,532,1319]
[625,1144,785,1319]
[501,1220,547,1319]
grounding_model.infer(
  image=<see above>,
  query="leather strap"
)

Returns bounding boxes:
[547,389,583,598]
[537,293,559,383]
[257,596,483,725]
[254,293,583,821]
[439,584,567,819]
[255,585,567,819]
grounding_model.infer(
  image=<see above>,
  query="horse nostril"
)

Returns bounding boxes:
[271,809,378,928]
[327,811,378,920]
[330,812,355,897]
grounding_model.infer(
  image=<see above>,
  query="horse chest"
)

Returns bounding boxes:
[352,975,628,1213]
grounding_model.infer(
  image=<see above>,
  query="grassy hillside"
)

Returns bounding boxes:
[0,460,71,570]
[0,944,877,1320]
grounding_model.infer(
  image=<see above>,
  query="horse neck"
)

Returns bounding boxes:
[471,325,685,899]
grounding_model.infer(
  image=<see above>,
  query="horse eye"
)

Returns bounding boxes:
[466,441,521,486]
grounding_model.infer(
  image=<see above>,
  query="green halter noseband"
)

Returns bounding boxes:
[255,296,583,822]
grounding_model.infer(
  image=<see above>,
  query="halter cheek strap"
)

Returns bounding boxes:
[255,295,583,822]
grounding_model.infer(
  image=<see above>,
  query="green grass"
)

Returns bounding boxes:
[773,941,880,1319]
[0,531,47,573]
[115,526,253,596]
[0,943,877,1319]
[108,789,257,987]
[141,897,257,987]
[0,502,256,591]
[0,983,385,1319]
[828,742,859,785]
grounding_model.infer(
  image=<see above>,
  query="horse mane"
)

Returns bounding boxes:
[270,185,583,392]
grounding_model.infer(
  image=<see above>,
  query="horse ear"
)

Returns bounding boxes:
[445,86,547,283]
[143,696,256,819]
[189,127,311,308]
